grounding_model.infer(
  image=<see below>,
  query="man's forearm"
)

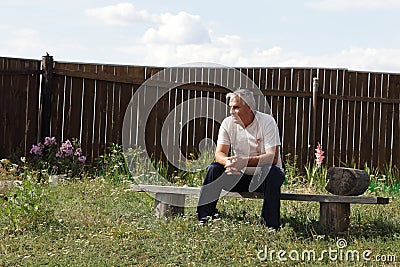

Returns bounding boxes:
[245,152,276,167]
[215,151,228,166]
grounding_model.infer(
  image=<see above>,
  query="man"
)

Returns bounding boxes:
[196,89,285,229]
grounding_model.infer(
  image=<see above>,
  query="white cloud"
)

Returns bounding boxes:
[306,0,400,11]
[141,12,210,44]
[86,3,156,25]
[87,3,210,45]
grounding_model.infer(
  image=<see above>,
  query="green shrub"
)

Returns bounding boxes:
[177,149,214,187]
[94,143,132,183]
[1,175,54,233]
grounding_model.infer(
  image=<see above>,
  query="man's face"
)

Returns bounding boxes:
[229,96,253,126]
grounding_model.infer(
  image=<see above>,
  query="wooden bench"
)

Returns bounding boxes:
[130,184,389,233]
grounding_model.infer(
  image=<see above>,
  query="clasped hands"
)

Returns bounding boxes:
[225,156,247,175]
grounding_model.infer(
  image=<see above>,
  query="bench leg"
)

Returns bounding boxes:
[319,202,350,233]
[154,193,186,218]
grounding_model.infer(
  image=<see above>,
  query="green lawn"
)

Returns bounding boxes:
[0,179,399,266]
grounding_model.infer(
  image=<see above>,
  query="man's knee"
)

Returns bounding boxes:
[202,162,225,185]
[207,162,225,176]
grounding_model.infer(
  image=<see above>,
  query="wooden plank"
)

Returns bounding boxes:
[308,69,318,163]
[180,87,190,158]
[254,68,261,89]
[24,60,41,154]
[275,69,285,156]
[80,64,96,161]
[346,71,356,165]
[112,66,125,146]
[293,69,305,168]
[0,58,5,156]
[340,70,351,166]
[63,75,73,139]
[281,68,295,161]
[320,69,330,163]
[368,73,380,170]
[50,75,65,143]
[391,75,400,169]
[69,74,84,142]
[185,89,196,156]
[0,69,42,75]
[0,58,11,157]
[326,70,338,167]
[378,74,389,169]
[353,71,363,166]
[120,68,139,147]
[318,69,326,164]
[265,68,275,114]
[385,74,395,167]
[8,59,27,156]
[92,64,110,157]
[302,69,312,167]
[130,185,389,204]
[54,66,230,93]
[359,72,371,167]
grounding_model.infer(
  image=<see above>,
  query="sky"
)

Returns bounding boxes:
[1,0,400,73]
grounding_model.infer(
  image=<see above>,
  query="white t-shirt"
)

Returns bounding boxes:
[217,111,283,175]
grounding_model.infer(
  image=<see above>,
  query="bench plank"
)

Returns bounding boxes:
[130,184,389,204]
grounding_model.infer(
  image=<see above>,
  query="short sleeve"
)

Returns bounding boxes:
[217,117,231,145]
[262,115,281,150]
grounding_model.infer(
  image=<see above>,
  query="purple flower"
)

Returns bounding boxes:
[44,136,57,146]
[56,151,63,158]
[30,143,43,155]
[74,148,82,157]
[52,165,58,171]
[59,140,73,157]
[78,156,86,164]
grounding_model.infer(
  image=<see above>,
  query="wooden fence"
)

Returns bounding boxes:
[0,57,41,159]
[1,55,399,171]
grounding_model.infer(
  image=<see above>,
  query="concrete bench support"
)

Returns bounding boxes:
[154,192,185,217]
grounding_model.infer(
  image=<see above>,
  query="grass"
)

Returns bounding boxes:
[0,178,399,266]
[1,146,399,266]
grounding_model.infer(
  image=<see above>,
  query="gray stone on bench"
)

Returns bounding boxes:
[130,184,389,233]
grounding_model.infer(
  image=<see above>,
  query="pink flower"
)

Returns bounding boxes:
[74,148,82,157]
[52,165,58,171]
[30,143,43,155]
[78,156,86,164]
[44,136,57,146]
[59,140,73,157]
[315,142,325,168]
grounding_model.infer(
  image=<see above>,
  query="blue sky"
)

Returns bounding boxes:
[1,0,400,72]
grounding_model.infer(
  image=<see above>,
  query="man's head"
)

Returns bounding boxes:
[226,89,257,113]
[227,89,257,127]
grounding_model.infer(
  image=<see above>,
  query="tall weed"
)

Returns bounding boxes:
[1,174,54,233]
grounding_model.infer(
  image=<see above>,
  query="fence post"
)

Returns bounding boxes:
[40,53,54,141]
[311,77,319,161]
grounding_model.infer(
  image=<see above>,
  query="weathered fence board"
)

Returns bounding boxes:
[0,57,41,159]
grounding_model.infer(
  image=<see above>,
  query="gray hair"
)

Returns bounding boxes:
[226,89,257,112]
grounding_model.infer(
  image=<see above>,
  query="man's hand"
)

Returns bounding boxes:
[225,156,246,175]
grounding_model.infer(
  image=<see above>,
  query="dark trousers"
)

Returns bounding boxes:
[196,162,285,228]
